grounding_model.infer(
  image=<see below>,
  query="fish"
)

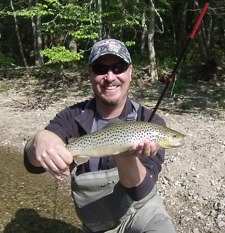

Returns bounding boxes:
[67,120,185,165]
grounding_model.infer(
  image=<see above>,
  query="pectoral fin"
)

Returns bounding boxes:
[73,155,90,165]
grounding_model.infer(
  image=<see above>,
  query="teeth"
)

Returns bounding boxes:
[105,86,117,90]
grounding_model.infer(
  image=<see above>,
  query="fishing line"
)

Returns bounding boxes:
[149,2,209,121]
[53,179,59,219]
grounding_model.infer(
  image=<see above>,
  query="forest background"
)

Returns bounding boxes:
[0,0,225,109]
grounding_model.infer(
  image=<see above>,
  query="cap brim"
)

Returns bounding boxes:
[90,52,130,64]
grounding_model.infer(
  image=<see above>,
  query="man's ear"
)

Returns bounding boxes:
[129,65,133,81]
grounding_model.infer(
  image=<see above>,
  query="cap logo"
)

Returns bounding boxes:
[98,41,121,54]
[89,38,131,64]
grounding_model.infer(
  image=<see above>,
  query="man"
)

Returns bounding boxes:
[24,38,176,233]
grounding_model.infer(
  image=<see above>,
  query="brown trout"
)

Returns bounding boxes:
[67,120,185,164]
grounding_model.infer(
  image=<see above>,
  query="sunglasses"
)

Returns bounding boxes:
[91,62,129,75]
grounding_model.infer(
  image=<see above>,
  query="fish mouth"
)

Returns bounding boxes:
[159,140,185,149]
[171,140,185,147]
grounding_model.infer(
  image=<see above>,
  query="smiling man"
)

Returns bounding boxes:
[88,39,133,118]
[24,38,176,233]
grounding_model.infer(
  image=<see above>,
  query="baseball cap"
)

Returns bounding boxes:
[89,38,132,64]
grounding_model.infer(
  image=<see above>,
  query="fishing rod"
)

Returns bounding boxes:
[149,2,209,121]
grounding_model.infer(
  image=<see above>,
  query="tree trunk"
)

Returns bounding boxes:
[141,11,147,54]
[97,0,103,39]
[30,0,44,67]
[36,14,44,66]
[178,2,188,58]
[147,0,158,82]
[10,0,28,67]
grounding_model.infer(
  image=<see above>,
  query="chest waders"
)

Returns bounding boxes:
[70,101,157,232]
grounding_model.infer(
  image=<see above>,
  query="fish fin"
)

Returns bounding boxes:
[103,119,125,128]
[73,155,90,165]
[68,137,77,144]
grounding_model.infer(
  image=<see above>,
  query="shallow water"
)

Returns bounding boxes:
[0,146,82,233]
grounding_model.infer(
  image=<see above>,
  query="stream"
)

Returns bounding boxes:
[0,146,82,233]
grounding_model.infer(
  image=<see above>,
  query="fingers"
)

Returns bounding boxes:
[36,145,73,180]
[40,152,70,178]
[27,130,74,181]
[128,141,157,157]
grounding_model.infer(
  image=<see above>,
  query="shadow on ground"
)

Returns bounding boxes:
[4,208,82,233]
[0,67,224,115]
[0,146,82,233]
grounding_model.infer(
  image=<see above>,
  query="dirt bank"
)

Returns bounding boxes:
[0,74,225,233]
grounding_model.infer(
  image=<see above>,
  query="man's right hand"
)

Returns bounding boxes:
[25,130,73,180]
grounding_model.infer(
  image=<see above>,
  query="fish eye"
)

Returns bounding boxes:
[172,134,177,138]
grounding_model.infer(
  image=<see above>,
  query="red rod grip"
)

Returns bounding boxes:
[190,2,209,39]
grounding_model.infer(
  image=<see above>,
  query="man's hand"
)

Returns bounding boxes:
[114,141,158,188]
[127,141,157,157]
[25,130,73,180]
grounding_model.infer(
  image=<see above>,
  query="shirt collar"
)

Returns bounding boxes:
[74,98,134,133]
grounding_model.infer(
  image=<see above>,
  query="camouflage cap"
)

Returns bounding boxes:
[89,38,131,64]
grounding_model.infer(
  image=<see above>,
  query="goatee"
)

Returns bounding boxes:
[95,94,119,106]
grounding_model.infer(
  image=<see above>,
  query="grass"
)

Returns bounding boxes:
[0,82,10,95]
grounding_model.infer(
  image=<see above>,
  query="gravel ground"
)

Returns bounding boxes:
[0,74,225,233]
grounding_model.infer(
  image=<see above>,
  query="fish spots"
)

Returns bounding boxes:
[67,120,185,160]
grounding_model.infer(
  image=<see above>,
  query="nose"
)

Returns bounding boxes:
[105,70,116,82]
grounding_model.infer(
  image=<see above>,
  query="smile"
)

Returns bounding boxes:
[103,85,119,90]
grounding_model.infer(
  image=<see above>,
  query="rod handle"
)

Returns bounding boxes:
[190,2,209,39]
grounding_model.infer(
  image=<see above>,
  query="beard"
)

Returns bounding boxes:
[95,93,119,106]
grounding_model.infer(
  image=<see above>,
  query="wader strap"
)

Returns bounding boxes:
[127,100,139,121]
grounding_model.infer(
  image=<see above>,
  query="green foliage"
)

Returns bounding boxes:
[159,56,177,71]
[11,4,51,17]
[125,41,136,47]
[71,29,98,40]
[0,0,225,73]
[0,53,14,68]
[41,46,84,64]
[40,2,99,36]
[170,77,187,95]
[0,82,10,95]
[99,0,142,39]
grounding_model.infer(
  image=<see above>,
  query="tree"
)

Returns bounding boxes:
[146,0,158,82]
[30,0,44,67]
[10,0,28,67]
[0,0,225,75]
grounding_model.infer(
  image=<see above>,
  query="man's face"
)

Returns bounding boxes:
[89,55,132,106]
